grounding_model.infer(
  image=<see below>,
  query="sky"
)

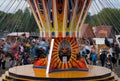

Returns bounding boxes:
[89,0,120,15]
[0,0,120,15]
[0,0,29,13]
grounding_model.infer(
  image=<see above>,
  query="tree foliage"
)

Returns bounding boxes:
[85,8,120,34]
[0,8,39,33]
[1,7,120,34]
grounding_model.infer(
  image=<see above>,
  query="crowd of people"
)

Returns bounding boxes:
[98,40,120,71]
[0,37,49,69]
[79,37,120,72]
[0,36,120,73]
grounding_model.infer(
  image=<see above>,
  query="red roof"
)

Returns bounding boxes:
[94,25,114,38]
[79,24,95,38]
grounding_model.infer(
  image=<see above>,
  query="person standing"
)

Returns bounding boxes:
[100,51,107,67]
[111,53,117,72]
[3,42,10,54]
[106,55,112,70]
[0,52,6,69]
[0,47,3,69]
[91,51,97,65]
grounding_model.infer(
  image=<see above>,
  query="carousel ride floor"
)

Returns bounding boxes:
[1,64,119,81]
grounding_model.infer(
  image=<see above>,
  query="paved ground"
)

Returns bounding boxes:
[116,66,120,77]
[0,57,120,80]
[0,57,10,77]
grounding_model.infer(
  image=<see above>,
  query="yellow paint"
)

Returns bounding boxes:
[53,0,58,37]
[78,0,93,34]
[29,0,93,37]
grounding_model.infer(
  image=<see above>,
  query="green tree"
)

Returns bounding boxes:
[85,8,120,34]
[0,8,39,33]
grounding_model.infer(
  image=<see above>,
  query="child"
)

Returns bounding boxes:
[91,51,97,65]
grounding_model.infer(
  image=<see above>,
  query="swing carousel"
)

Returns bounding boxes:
[1,0,119,81]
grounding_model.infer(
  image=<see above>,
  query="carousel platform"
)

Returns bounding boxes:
[1,64,118,81]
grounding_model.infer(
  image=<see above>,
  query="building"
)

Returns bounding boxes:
[93,25,115,38]
[79,24,95,38]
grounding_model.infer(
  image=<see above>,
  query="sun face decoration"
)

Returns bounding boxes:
[58,40,72,62]
[49,37,88,72]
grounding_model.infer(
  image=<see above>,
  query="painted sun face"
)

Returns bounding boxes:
[49,38,88,71]
[58,40,71,62]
